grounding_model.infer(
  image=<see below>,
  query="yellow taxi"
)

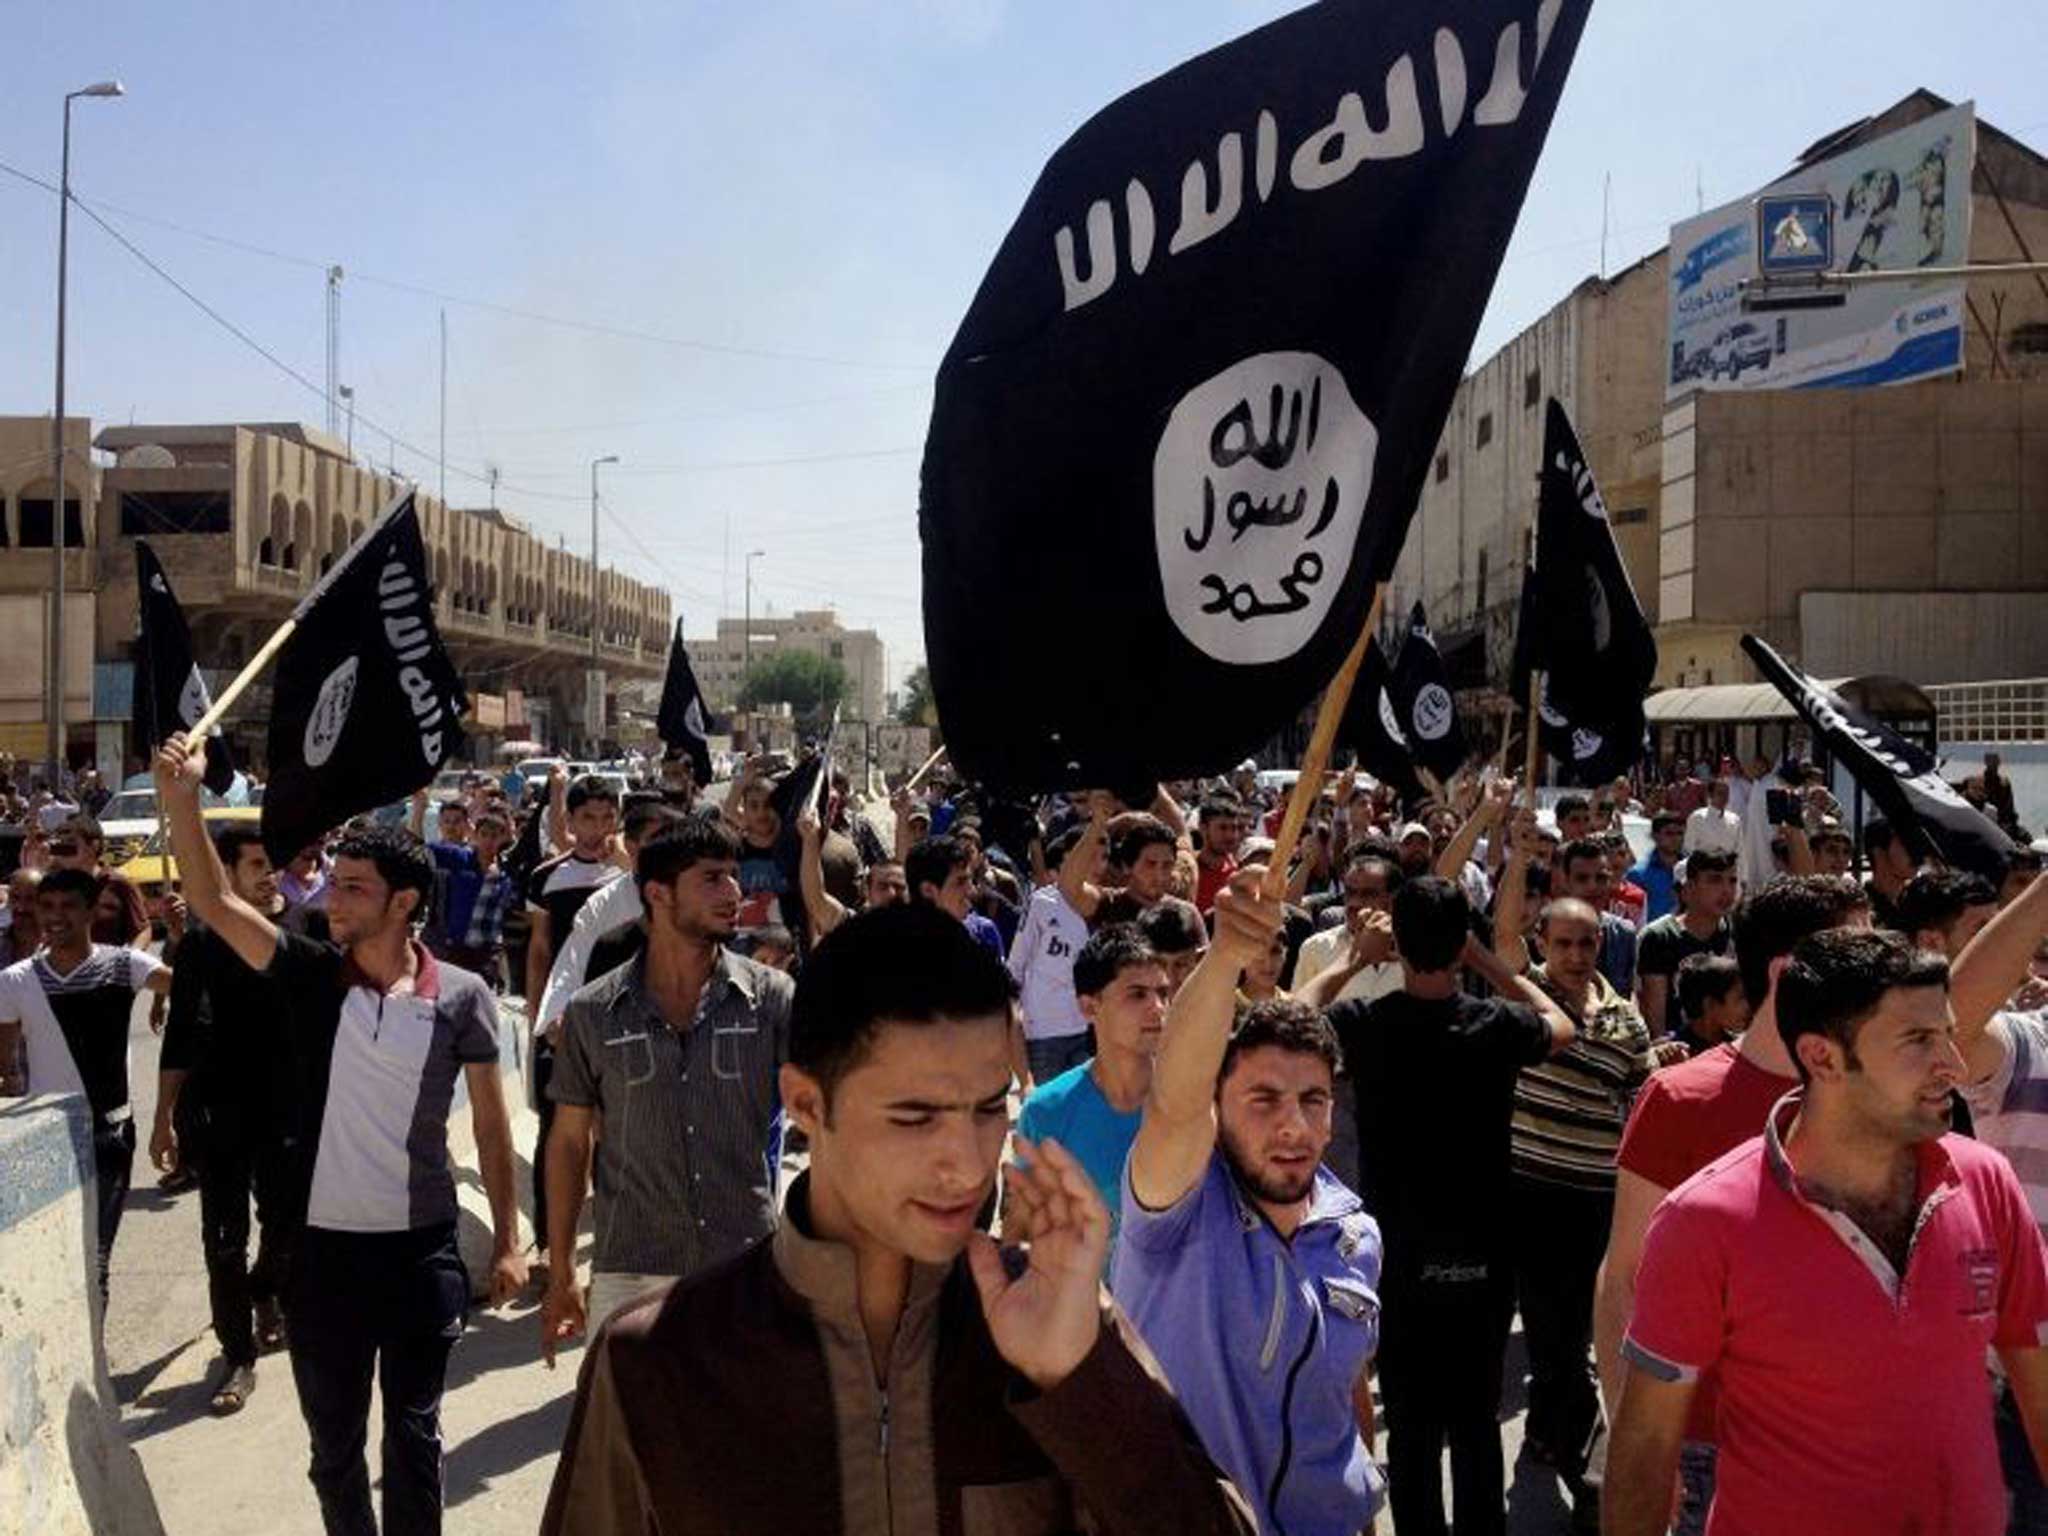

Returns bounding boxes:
[114,807,264,920]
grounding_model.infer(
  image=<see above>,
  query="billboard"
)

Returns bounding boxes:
[1666,102,1974,400]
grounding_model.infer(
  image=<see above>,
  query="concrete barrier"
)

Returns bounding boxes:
[0,1094,165,1536]
[444,994,542,1298]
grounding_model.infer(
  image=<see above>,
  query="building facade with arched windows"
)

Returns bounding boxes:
[0,416,670,774]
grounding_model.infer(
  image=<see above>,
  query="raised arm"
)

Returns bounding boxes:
[1057,800,1109,921]
[1492,806,1537,977]
[154,734,280,974]
[1438,776,1511,886]
[1952,869,2048,1078]
[545,763,569,853]
[1461,932,1575,1052]
[1129,868,1282,1212]
[795,804,849,942]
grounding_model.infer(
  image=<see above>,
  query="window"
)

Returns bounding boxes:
[119,490,233,536]
[18,499,84,549]
[1476,547,1489,610]
[2012,323,2048,356]
[1434,452,1449,483]
[1475,412,1494,450]
[1612,505,1649,526]
[830,641,845,660]
[1524,368,1541,408]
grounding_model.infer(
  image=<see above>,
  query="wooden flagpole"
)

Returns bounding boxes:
[185,618,298,743]
[1262,584,1387,902]
[904,743,948,794]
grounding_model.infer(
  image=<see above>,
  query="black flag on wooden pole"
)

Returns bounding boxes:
[921,0,1593,790]
[656,620,715,788]
[133,540,236,795]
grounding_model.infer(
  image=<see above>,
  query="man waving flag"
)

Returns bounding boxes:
[922,0,1593,790]
[133,540,236,795]
[1511,398,1657,784]
[262,491,467,864]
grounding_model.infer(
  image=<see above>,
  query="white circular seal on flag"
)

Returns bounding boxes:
[1377,687,1409,749]
[304,656,359,769]
[1153,351,1377,666]
[1571,727,1604,762]
[1412,683,1454,742]
[178,665,212,729]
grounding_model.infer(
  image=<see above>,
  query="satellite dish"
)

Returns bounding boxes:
[118,443,175,468]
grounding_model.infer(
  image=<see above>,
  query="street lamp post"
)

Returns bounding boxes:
[338,384,355,460]
[589,455,618,752]
[743,548,767,674]
[49,79,124,786]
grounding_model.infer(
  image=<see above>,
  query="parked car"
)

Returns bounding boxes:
[113,807,264,921]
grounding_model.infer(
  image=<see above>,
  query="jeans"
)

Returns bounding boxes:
[1673,1441,1718,1536]
[2000,1377,2048,1533]
[1376,1254,1516,1536]
[1511,1177,1613,1475]
[198,1101,305,1366]
[289,1223,468,1536]
[532,1039,556,1249]
[91,1118,136,1305]
[1025,1032,1092,1085]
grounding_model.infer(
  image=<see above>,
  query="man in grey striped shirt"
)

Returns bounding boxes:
[539,816,793,1362]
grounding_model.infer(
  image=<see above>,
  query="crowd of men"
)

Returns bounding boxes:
[2,736,2047,1536]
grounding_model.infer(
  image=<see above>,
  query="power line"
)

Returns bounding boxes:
[0,155,928,374]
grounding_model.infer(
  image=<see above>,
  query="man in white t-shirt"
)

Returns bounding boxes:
[1009,826,1096,1082]
[1292,848,1404,1007]
[1682,778,1741,858]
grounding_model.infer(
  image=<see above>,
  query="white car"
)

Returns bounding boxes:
[94,783,250,863]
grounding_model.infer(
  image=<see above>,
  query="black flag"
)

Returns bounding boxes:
[656,620,714,787]
[1512,398,1657,784]
[262,492,467,864]
[1340,636,1424,800]
[133,541,236,795]
[1742,635,2016,885]
[1388,603,1468,781]
[921,0,1592,790]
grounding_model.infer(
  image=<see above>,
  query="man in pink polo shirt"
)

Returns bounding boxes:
[1605,928,2048,1536]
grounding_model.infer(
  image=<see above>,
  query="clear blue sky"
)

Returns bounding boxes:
[4,1,2043,694]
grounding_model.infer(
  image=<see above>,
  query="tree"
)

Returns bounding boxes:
[738,650,846,724]
[897,664,937,728]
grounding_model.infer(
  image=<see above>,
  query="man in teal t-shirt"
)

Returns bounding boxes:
[1015,924,1171,1262]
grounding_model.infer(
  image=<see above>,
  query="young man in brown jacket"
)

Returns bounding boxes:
[542,903,1255,1535]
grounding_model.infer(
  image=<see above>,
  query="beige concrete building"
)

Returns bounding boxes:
[689,609,887,724]
[0,415,99,764]
[1385,90,2048,704]
[0,415,672,772]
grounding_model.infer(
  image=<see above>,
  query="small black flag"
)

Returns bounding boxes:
[133,541,236,795]
[1512,398,1656,784]
[922,0,1593,791]
[1342,635,1424,800]
[1742,635,2016,885]
[1389,603,1468,782]
[656,620,714,788]
[262,492,467,864]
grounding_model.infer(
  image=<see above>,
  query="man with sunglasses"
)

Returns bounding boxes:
[47,813,149,948]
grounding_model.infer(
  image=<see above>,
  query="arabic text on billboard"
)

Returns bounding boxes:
[1666,102,1974,400]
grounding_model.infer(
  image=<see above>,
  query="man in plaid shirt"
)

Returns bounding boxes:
[435,806,518,991]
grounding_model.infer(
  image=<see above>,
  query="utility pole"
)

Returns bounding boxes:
[338,383,355,460]
[325,266,343,437]
[438,308,447,507]
[1600,172,1611,281]
[49,79,125,785]
[590,455,618,754]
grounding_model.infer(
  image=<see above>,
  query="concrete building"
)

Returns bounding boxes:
[0,415,99,765]
[689,609,887,724]
[1384,90,2048,708]
[0,415,672,773]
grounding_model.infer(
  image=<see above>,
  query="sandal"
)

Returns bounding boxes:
[210,1362,256,1415]
[254,1299,287,1354]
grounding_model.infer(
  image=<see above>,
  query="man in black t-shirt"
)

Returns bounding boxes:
[0,866,172,1307]
[1634,848,1738,1039]
[1328,876,1574,1536]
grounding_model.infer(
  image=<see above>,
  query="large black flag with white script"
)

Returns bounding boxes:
[656,620,714,788]
[262,492,467,864]
[1511,398,1656,784]
[921,0,1592,790]
[133,541,236,795]
[1742,635,2016,885]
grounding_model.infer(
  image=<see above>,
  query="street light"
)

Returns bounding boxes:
[338,384,355,460]
[744,549,767,674]
[49,78,124,786]
[589,455,618,753]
